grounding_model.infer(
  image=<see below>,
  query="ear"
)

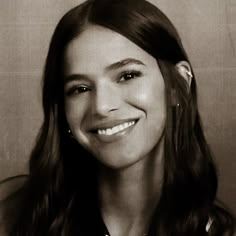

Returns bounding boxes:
[175,61,192,90]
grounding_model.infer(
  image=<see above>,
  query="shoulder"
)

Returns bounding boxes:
[0,175,28,235]
[0,175,27,201]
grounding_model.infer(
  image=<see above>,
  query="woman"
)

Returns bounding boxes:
[0,0,235,235]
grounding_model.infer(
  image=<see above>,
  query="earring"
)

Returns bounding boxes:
[186,71,193,78]
[171,89,180,107]
[68,129,74,138]
[171,89,182,153]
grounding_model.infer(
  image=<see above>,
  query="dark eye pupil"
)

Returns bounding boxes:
[80,87,86,91]
[77,86,88,93]
[125,73,133,79]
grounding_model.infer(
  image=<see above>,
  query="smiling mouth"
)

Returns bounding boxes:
[97,120,136,136]
[90,119,138,137]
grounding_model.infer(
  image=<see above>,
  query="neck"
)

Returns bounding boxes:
[98,138,165,236]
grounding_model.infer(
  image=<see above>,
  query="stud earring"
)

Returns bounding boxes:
[171,89,180,107]
[171,89,182,152]
[186,71,193,78]
[68,129,74,138]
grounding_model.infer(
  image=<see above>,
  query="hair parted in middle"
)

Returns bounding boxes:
[11,0,221,235]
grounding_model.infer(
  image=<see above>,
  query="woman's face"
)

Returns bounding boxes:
[64,25,166,169]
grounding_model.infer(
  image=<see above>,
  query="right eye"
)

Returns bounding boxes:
[65,85,90,96]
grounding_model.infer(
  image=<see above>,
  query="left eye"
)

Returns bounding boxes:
[118,71,142,82]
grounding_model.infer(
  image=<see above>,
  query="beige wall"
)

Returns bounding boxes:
[0,0,235,214]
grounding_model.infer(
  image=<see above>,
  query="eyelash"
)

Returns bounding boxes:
[65,70,143,96]
[65,85,90,96]
[118,70,142,82]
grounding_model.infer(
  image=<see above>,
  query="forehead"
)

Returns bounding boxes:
[64,25,156,75]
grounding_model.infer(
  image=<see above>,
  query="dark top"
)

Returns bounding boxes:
[0,175,235,236]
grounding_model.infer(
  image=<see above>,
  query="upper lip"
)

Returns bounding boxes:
[88,118,139,132]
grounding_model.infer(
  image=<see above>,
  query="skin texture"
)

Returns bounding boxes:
[64,25,166,170]
[63,25,167,235]
[63,25,195,236]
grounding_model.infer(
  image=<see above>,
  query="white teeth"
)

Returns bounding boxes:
[113,126,119,133]
[98,130,102,135]
[107,128,112,135]
[97,121,136,136]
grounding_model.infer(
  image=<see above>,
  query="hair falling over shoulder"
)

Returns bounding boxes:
[5,0,235,235]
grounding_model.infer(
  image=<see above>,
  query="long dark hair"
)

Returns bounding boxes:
[9,0,235,235]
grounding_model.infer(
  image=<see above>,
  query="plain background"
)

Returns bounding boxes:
[0,0,235,214]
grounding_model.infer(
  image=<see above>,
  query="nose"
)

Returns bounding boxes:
[92,82,121,117]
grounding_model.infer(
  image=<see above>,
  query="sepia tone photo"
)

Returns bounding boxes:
[0,0,235,235]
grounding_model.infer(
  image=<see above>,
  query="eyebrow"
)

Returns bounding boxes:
[64,74,88,85]
[64,58,145,84]
[105,58,146,71]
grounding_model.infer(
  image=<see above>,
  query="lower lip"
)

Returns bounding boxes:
[91,121,138,143]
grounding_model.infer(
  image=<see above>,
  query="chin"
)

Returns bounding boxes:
[92,149,147,170]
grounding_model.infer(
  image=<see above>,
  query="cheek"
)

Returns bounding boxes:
[130,76,166,142]
[64,100,92,148]
[128,76,166,115]
[64,99,87,130]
